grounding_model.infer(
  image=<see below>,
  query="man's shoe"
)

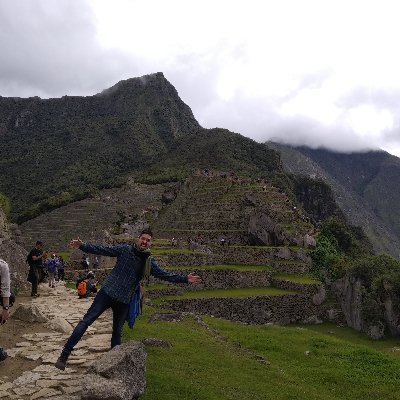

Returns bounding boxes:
[0,348,8,361]
[55,351,69,370]
[31,293,40,297]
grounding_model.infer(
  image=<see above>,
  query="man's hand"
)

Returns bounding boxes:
[187,273,202,284]
[69,238,83,249]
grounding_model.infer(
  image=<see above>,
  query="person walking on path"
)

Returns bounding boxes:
[0,259,12,361]
[27,240,47,297]
[55,228,201,370]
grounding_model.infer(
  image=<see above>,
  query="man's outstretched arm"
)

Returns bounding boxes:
[150,258,202,284]
[69,238,124,257]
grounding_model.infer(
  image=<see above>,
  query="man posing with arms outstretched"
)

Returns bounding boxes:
[55,228,201,370]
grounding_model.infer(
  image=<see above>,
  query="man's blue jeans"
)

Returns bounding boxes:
[63,288,129,354]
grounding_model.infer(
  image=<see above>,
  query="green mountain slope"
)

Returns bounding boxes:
[267,143,400,257]
[135,128,283,182]
[0,72,201,221]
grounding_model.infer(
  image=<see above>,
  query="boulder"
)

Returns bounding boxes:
[302,315,323,324]
[45,317,73,334]
[304,234,316,248]
[248,212,285,246]
[366,322,385,340]
[149,312,183,323]
[142,338,171,348]
[312,285,326,305]
[12,304,48,323]
[81,340,146,400]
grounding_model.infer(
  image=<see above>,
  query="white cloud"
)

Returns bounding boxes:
[1,0,400,156]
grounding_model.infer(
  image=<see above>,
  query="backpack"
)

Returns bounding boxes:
[26,252,34,266]
[77,279,88,297]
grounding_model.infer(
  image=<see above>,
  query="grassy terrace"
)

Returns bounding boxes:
[145,282,179,291]
[166,264,273,271]
[273,273,321,284]
[124,311,400,400]
[163,287,297,299]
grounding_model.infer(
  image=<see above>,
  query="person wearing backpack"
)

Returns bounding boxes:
[77,271,97,298]
[55,228,202,370]
[26,240,47,297]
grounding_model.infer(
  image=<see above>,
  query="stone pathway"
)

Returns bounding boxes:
[0,282,113,399]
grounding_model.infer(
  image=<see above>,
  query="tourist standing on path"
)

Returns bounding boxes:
[47,253,57,288]
[27,240,47,297]
[0,259,11,361]
[55,228,202,370]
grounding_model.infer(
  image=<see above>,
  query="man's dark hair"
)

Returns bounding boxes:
[139,228,153,238]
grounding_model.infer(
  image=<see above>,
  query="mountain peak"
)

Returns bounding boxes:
[96,72,174,97]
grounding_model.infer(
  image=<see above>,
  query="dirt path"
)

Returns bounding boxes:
[0,283,113,399]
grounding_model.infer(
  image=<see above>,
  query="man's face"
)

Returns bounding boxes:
[138,234,152,250]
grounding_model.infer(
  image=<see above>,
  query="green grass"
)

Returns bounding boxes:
[57,250,72,261]
[164,287,296,299]
[146,282,178,291]
[273,273,321,284]
[65,282,76,290]
[123,310,400,400]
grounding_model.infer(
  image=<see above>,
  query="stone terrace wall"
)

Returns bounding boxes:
[212,246,311,265]
[270,278,321,296]
[65,268,272,290]
[156,247,310,266]
[164,294,320,325]
[166,269,272,289]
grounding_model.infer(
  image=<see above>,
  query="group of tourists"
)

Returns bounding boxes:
[80,254,100,270]
[26,240,66,296]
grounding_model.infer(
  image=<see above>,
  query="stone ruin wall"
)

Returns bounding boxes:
[164,294,320,325]
[64,267,324,327]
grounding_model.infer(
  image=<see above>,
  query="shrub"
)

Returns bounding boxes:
[0,193,10,218]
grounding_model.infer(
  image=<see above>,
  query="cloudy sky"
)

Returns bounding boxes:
[1,0,400,157]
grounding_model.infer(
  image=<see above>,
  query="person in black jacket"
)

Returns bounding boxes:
[27,240,47,297]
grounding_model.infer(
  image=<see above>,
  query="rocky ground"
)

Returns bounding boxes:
[0,282,113,399]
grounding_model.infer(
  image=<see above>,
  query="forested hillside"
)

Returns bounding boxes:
[0,72,200,221]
